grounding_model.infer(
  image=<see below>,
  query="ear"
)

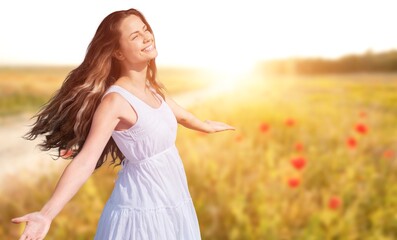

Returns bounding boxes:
[113,50,125,60]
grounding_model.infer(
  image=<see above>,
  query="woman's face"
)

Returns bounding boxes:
[116,14,157,66]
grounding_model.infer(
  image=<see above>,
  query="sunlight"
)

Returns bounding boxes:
[1,0,396,67]
[207,58,257,93]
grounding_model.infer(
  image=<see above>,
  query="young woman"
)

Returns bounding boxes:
[11,8,235,240]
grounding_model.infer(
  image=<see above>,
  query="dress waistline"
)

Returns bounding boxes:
[122,144,177,166]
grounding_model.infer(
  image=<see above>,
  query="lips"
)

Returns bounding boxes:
[142,44,154,52]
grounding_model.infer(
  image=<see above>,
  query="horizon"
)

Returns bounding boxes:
[0,47,395,69]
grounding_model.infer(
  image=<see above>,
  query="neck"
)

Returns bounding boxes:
[119,62,149,91]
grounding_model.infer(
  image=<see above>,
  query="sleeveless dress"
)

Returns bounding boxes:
[93,85,201,240]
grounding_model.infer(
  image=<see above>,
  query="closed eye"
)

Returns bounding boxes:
[130,25,149,40]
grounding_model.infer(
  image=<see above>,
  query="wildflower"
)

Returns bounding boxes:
[347,137,357,149]
[383,150,395,159]
[355,123,368,134]
[287,177,300,188]
[259,122,270,133]
[285,118,295,127]
[295,142,304,152]
[291,157,306,170]
[328,196,342,210]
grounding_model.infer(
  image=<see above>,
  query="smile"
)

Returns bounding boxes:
[142,44,154,52]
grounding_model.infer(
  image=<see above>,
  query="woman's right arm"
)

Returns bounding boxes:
[11,93,123,240]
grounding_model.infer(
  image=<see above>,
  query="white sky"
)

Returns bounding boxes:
[0,0,396,70]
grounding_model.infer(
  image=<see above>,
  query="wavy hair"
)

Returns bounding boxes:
[24,8,165,170]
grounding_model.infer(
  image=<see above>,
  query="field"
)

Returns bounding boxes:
[0,66,215,117]
[1,67,397,239]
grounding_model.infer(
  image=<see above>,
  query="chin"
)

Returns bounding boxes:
[147,52,158,61]
[151,49,158,58]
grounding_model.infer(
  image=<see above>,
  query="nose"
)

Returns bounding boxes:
[143,31,151,43]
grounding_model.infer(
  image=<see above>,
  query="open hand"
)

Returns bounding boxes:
[205,120,236,133]
[11,211,52,240]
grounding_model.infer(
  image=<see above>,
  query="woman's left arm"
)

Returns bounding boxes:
[165,96,235,133]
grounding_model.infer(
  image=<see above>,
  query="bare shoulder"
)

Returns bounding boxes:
[100,91,137,123]
[98,92,128,115]
[101,91,122,105]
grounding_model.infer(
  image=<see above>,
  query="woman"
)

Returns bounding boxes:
[10,8,235,240]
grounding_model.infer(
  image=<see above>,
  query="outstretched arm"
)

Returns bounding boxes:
[165,95,235,133]
[11,93,123,240]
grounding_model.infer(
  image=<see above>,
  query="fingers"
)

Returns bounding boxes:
[19,232,43,240]
[22,235,44,240]
[204,120,236,132]
[11,215,29,223]
[13,213,48,240]
[215,123,236,131]
[22,234,35,240]
[18,232,44,240]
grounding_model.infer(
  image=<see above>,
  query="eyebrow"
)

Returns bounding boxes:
[129,25,147,38]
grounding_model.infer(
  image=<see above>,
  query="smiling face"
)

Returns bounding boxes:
[116,14,158,67]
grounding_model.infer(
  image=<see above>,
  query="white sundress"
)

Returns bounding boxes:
[93,85,201,240]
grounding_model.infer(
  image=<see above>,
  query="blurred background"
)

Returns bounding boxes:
[1,0,397,239]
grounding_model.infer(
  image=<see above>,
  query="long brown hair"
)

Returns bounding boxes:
[24,8,165,170]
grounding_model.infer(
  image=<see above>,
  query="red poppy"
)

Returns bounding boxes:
[60,149,74,158]
[355,123,368,134]
[347,137,357,149]
[295,142,304,152]
[288,177,300,188]
[259,122,270,133]
[328,196,342,210]
[290,157,306,170]
[285,118,295,127]
[383,150,395,159]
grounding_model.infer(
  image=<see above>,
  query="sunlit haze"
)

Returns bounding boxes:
[0,0,396,72]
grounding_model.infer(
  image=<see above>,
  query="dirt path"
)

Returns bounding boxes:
[0,83,232,190]
[0,113,70,190]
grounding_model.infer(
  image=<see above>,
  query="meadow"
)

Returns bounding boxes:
[0,66,215,117]
[1,67,397,239]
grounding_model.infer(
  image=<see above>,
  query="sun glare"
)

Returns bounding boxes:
[206,57,257,92]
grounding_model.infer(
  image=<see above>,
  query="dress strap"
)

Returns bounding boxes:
[149,86,164,103]
[101,85,147,113]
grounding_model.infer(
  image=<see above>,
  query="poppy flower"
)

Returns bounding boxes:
[259,122,270,133]
[328,196,342,210]
[355,123,368,134]
[285,118,295,127]
[290,157,306,170]
[295,142,304,152]
[287,177,300,188]
[347,137,357,149]
[383,150,395,159]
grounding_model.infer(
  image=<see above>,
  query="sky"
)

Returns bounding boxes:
[0,0,396,71]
